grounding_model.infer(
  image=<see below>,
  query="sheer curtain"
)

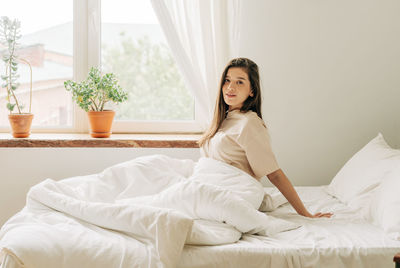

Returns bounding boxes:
[151,0,241,128]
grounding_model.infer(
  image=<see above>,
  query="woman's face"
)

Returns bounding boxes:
[222,67,253,111]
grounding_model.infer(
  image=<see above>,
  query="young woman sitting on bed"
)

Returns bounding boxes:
[198,57,332,218]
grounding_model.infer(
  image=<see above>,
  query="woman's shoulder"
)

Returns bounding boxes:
[242,111,267,128]
[233,111,270,143]
[229,110,267,130]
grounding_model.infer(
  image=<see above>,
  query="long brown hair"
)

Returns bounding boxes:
[198,58,262,147]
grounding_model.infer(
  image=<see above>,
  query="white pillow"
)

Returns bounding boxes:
[327,133,400,203]
[368,165,400,240]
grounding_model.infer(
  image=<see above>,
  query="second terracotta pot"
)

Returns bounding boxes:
[87,110,115,138]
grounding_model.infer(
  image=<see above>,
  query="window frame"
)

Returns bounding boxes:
[0,0,202,134]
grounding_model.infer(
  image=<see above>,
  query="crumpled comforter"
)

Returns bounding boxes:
[0,155,299,268]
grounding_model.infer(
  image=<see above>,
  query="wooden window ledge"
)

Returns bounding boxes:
[0,133,200,148]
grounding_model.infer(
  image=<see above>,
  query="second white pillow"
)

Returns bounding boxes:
[327,133,400,203]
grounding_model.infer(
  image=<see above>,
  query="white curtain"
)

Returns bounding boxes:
[151,0,241,128]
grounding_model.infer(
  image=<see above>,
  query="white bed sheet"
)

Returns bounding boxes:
[178,186,400,268]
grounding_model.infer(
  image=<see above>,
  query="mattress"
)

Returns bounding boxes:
[178,186,400,268]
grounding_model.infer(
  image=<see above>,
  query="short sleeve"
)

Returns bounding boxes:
[237,115,280,178]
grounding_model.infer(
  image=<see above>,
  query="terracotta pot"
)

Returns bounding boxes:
[8,113,34,138]
[87,110,115,138]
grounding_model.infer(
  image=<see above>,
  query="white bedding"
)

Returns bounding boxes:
[0,155,298,268]
[178,186,400,268]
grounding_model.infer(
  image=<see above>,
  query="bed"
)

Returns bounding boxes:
[1,133,400,268]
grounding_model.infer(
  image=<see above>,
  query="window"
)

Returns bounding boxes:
[0,0,200,133]
[0,0,73,130]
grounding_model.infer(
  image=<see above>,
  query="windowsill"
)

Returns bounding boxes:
[0,133,201,148]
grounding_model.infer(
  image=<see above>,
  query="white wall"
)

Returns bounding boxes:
[238,0,400,186]
[1,0,400,225]
[0,148,200,226]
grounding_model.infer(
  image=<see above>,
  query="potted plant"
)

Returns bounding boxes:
[0,16,33,138]
[64,67,128,138]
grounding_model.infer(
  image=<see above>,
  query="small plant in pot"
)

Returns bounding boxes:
[0,16,33,138]
[64,67,128,138]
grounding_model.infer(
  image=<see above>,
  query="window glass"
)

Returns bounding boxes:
[101,0,194,121]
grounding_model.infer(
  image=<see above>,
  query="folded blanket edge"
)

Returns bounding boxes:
[0,247,25,268]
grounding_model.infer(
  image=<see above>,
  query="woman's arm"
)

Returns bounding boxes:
[267,169,332,218]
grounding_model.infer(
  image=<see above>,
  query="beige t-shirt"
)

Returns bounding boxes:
[201,110,279,179]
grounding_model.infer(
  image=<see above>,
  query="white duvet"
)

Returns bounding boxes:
[0,155,297,268]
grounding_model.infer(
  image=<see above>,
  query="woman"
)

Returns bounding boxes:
[199,58,332,218]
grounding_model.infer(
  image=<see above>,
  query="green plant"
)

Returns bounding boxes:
[0,16,32,114]
[64,67,128,112]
